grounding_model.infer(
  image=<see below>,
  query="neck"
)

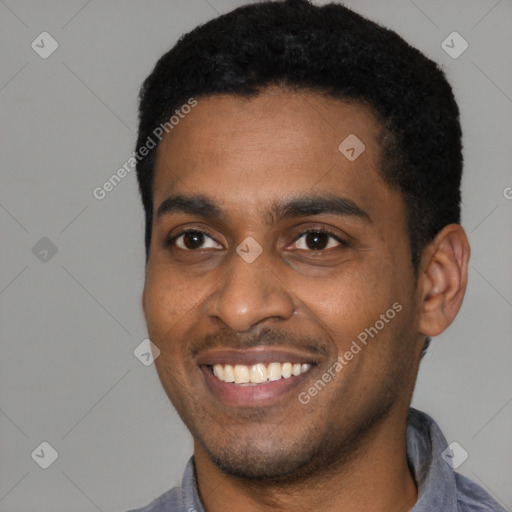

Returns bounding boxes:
[193,405,418,512]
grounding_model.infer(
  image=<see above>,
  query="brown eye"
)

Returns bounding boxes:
[167,230,222,250]
[292,230,347,251]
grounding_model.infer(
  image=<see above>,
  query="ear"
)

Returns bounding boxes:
[142,286,147,318]
[141,267,150,319]
[417,224,470,337]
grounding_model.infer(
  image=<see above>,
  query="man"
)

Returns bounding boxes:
[128,1,505,511]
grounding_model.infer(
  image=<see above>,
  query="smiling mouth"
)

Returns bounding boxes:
[206,362,313,386]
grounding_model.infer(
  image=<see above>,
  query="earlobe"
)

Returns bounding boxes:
[418,224,470,337]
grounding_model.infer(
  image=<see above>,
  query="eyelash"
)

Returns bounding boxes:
[165,228,348,251]
[298,228,349,248]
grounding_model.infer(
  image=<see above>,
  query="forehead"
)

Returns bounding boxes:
[152,88,396,221]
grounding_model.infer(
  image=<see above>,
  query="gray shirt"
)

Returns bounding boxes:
[127,408,506,511]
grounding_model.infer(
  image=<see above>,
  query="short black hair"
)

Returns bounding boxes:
[135,0,463,271]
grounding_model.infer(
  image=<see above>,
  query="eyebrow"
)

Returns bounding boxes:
[268,194,371,224]
[156,193,371,224]
[157,194,223,220]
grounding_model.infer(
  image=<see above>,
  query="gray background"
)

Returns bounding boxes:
[1,0,511,510]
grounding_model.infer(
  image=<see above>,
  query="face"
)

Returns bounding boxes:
[142,88,425,481]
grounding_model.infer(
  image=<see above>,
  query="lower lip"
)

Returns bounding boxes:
[201,365,315,407]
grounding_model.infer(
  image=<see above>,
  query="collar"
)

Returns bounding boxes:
[407,407,458,511]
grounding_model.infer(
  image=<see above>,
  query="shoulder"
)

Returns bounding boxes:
[126,486,184,512]
[406,408,507,512]
[455,472,508,512]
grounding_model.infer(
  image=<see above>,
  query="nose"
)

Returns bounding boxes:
[204,249,295,333]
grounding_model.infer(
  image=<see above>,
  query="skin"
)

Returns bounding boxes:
[141,86,470,512]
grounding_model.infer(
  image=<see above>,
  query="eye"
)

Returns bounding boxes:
[291,229,347,251]
[167,230,223,250]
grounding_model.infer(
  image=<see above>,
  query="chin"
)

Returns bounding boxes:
[197,429,329,482]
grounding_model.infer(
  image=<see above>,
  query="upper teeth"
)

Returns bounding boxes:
[212,362,311,384]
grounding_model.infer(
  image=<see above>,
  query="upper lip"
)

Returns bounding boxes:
[196,345,320,367]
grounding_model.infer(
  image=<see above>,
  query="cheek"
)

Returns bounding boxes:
[143,269,196,346]
[144,265,198,319]
[301,261,398,335]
